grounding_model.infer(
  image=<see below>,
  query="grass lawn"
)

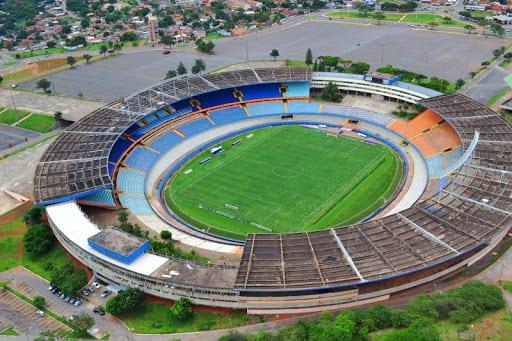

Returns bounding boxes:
[402,13,466,28]
[285,59,308,67]
[0,327,19,336]
[18,113,55,133]
[369,309,512,340]
[325,11,403,21]
[0,109,31,125]
[0,216,25,272]
[167,126,401,239]
[206,32,224,40]
[486,88,511,106]
[21,244,70,281]
[119,302,251,334]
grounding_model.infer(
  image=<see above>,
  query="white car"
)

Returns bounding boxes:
[36,310,46,317]
[93,282,100,289]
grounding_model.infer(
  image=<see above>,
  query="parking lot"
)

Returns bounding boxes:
[21,20,504,101]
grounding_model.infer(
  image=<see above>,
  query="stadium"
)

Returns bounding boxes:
[34,67,512,314]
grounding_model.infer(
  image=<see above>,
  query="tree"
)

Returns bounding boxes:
[59,268,87,295]
[372,11,386,25]
[456,79,465,89]
[100,45,108,57]
[490,23,505,37]
[165,70,177,79]
[348,61,370,74]
[161,35,174,50]
[191,59,206,74]
[66,56,76,68]
[83,54,93,64]
[270,49,280,61]
[196,39,215,54]
[68,312,94,335]
[428,21,439,30]
[170,297,194,321]
[23,223,54,257]
[23,205,43,227]
[0,75,3,85]
[357,4,370,17]
[464,24,475,34]
[106,288,142,315]
[33,295,46,309]
[442,16,452,24]
[33,331,68,341]
[46,41,57,48]
[117,209,128,227]
[305,48,313,65]
[160,230,173,240]
[36,78,52,93]
[177,62,187,75]
[321,82,342,102]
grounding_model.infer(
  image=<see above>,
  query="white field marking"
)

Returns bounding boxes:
[301,150,387,227]
[184,169,192,175]
[246,133,254,139]
[176,127,282,194]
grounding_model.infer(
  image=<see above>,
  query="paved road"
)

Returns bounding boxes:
[20,17,504,101]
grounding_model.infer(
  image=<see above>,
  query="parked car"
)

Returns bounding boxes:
[93,307,105,316]
[81,289,90,296]
[48,285,54,291]
[88,286,95,292]
[100,290,111,298]
[93,282,101,289]
[73,299,83,307]
[163,50,171,55]
[36,310,46,317]
[60,293,66,299]
[69,298,76,305]
[64,296,71,302]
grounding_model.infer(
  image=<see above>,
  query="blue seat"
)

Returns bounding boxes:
[426,148,463,178]
[118,193,153,215]
[148,132,182,153]
[194,88,238,109]
[80,189,116,207]
[287,101,320,114]
[124,147,160,172]
[178,118,213,136]
[285,82,310,97]
[117,169,145,193]
[109,137,132,164]
[209,106,247,125]
[240,83,282,100]
[248,102,285,116]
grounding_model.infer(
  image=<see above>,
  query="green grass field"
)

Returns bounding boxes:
[325,11,404,21]
[119,302,251,334]
[166,126,402,240]
[18,114,55,133]
[0,109,30,125]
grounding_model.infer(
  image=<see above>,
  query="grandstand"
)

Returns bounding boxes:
[33,70,512,313]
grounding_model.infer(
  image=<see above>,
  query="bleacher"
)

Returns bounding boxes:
[124,147,160,172]
[209,106,247,125]
[285,82,310,97]
[147,132,183,153]
[425,147,463,178]
[287,100,320,114]
[240,83,282,101]
[178,118,214,136]
[79,189,116,207]
[117,168,145,193]
[193,88,239,109]
[321,103,395,126]
[118,193,154,215]
[247,101,285,116]
[108,137,133,164]
[131,108,192,139]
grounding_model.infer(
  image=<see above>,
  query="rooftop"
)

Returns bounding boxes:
[88,228,147,257]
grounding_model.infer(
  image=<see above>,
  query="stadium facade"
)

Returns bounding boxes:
[35,67,512,314]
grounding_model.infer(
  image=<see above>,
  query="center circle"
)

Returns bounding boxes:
[271,163,305,178]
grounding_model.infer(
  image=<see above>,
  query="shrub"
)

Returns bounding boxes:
[23,224,54,257]
[170,297,194,321]
[106,288,142,315]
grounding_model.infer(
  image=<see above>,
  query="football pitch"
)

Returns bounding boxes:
[165,125,402,240]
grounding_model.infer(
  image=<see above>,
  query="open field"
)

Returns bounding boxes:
[370,308,512,340]
[325,11,404,21]
[119,302,251,334]
[167,126,401,239]
[325,11,467,27]
[0,109,30,125]
[20,20,504,100]
[18,114,55,133]
[0,209,70,280]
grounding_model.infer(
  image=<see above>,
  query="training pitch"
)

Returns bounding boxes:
[166,125,402,240]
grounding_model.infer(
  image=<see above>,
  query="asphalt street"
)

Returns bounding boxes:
[21,18,505,101]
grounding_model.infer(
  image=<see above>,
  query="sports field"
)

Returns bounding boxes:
[166,126,402,240]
